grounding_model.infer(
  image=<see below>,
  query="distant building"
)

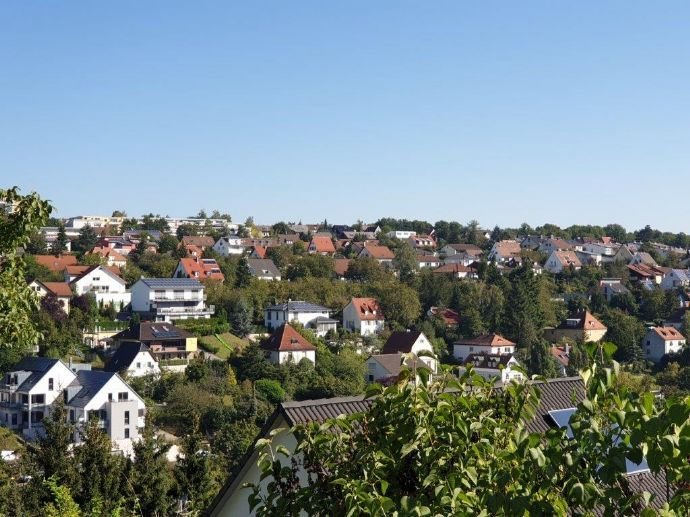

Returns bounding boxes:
[643,327,686,363]
[174,257,225,282]
[381,331,437,373]
[130,278,214,322]
[260,324,316,365]
[458,354,525,384]
[453,334,516,362]
[342,298,385,336]
[264,300,333,336]
[543,310,608,343]
[104,343,160,378]
[111,322,198,366]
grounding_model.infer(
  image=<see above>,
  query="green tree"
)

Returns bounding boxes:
[235,257,252,288]
[32,400,77,486]
[42,477,81,517]
[175,419,219,513]
[157,234,180,254]
[26,231,47,254]
[130,423,175,516]
[601,308,646,363]
[374,282,421,329]
[502,265,544,348]
[0,187,52,371]
[392,243,419,284]
[73,224,99,255]
[345,257,390,283]
[54,223,69,255]
[527,339,559,377]
[229,297,253,337]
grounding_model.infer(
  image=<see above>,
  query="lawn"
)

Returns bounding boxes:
[199,332,249,359]
[0,427,22,451]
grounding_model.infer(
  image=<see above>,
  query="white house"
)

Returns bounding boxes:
[381,331,437,373]
[0,357,77,439]
[642,326,687,363]
[538,238,573,255]
[71,265,131,309]
[66,370,146,457]
[246,259,281,281]
[458,354,525,384]
[544,250,583,274]
[407,234,436,249]
[130,278,214,322]
[453,334,516,362]
[213,236,246,257]
[365,353,430,383]
[260,324,317,365]
[104,343,161,378]
[661,269,690,291]
[342,298,385,336]
[386,230,416,239]
[264,301,332,336]
[358,245,395,266]
[29,280,72,315]
[488,240,521,263]
[417,255,441,269]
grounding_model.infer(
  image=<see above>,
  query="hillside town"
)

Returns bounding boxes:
[2,191,690,514]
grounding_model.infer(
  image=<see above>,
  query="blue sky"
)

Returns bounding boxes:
[1,1,689,231]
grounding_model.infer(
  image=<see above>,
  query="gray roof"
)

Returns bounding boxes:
[246,258,281,278]
[139,278,203,289]
[10,357,61,392]
[368,353,427,377]
[105,343,151,373]
[265,300,331,313]
[281,396,371,426]
[67,370,117,408]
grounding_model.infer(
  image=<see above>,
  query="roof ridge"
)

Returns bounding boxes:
[281,395,368,408]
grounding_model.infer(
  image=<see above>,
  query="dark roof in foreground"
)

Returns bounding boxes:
[67,371,117,408]
[137,278,203,289]
[104,343,151,373]
[382,330,424,354]
[282,396,371,426]
[112,322,193,342]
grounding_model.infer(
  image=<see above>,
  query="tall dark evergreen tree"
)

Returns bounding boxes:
[74,224,98,255]
[502,265,544,348]
[130,423,175,516]
[229,297,253,337]
[175,418,218,513]
[54,224,68,255]
[235,257,252,288]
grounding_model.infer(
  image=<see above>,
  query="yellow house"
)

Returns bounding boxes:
[544,310,607,343]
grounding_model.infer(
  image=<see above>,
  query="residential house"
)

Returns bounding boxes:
[520,235,547,250]
[543,310,608,343]
[407,234,436,250]
[427,307,460,327]
[599,279,631,302]
[213,235,246,257]
[130,278,214,322]
[333,259,352,280]
[64,265,91,282]
[660,269,690,291]
[544,250,583,274]
[104,343,161,378]
[308,236,336,255]
[488,240,521,263]
[538,238,573,255]
[459,354,525,384]
[433,263,478,279]
[613,245,634,263]
[453,334,516,362]
[88,246,128,268]
[66,369,146,457]
[381,331,437,373]
[211,377,674,517]
[440,243,483,257]
[358,245,395,267]
[386,230,416,239]
[65,215,124,231]
[0,357,77,439]
[260,324,316,365]
[342,297,385,336]
[111,322,198,365]
[71,265,131,309]
[249,245,268,259]
[97,236,137,255]
[246,258,281,281]
[417,255,441,268]
[630,252,658,266]
[627,263,665,285]
[28,280,72,315]
[550,345,570,377]
[643,327,686,363]
[365,354,430,384]
[264,300,333,336]
[34,254,78,273]
[174,257,225,282]
[180,235,216,250]
[442,251,482,267]
[665,307,689,330]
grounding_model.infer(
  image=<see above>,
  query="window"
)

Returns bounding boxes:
[136,362,141,368]
[108,393,113,402]
[118,392,128,401]
[11,414,17,425]
[124,428,130,439]
[267,311,271,321]
[69,409,75,422]
[138,408,145,417]
[124,411,130,425]
[469,347,474,352]
[48,378,54,391]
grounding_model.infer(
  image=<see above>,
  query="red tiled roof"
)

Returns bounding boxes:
[177,258,225,281]
[252,246,267,259]
[261,324,317,352]
[454,333,515,347]
[361,245,394,260]
[89,246,127,262]
[333,259,352,277]
[181,236,215,248]
[309,236,336,254]
[651,327,685,341]
[429,307,460,326]
[34,254,78,272]
[65,265,90,277]
[349,297,384,321]
[433,263,476,274]
[552,250,582,267]
[42,282,73,298]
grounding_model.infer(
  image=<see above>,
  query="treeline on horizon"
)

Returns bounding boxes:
[373,218,690,248]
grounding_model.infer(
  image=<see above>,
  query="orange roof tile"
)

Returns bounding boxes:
[261,324,316,352]
[309,236,336,254]
[177,257,225,281]
[349,297,384,321]
[34,254,78,272]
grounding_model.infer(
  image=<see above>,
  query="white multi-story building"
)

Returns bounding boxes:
[386,230,416,239]
[65,215,124,230]
[0,357,145,455]
[213,235,246,256]
[264,300,332,335]
[458,354,525,384]
[71,265,131,309]
[453,334,516,362]
[130,278,214,322]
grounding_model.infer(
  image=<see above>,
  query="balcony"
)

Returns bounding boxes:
[152,294,205,302]
[153,305,214,316]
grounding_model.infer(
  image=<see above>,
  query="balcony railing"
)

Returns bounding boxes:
[153,305,214,315]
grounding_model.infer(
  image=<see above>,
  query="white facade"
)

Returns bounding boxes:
[0,360,76,438]
[269,349,316,365]
[458,356,525,384]
[124,351,161,378]
[72,266,131,309]
[342,301,385,336]
[264,303,331,332]
[130,279,213,322]
[643,328,687,363]
[661,270,690,291]
[213,236,246,257]
[66,215,124,230]
[453,343,515,362]
[386,230,416,239]
[28,280,71,315]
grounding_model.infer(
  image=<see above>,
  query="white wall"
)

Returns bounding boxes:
[271,350,316,365]
[452,344,515,361]
[73,267,126,296]
[342,303,384,336]
[126,351,161,378]
[264,310,329,331]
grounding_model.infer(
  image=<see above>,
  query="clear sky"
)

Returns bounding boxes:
[2,1,689,232]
